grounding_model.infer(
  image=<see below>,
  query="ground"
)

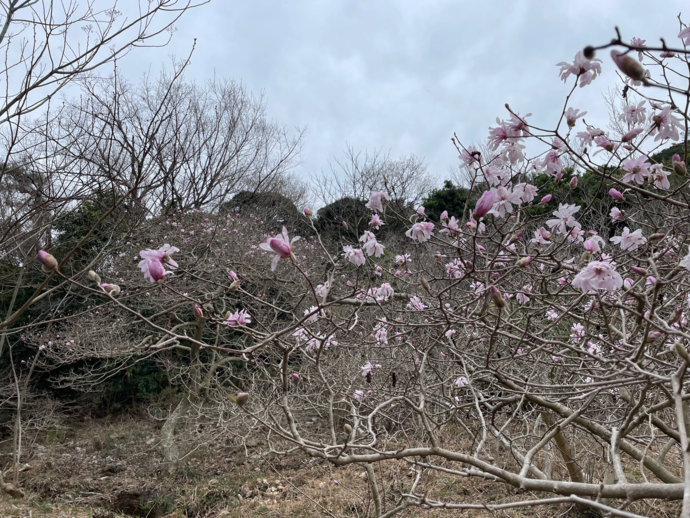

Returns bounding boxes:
[0,415,682,517]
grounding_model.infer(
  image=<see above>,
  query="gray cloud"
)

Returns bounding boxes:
[124,0,689,184]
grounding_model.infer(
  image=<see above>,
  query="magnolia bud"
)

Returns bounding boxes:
[675,341,690,364]
[343,423,352,435]
[342,221,348,230]
[570,177,578,189]
[609,188,624,202]
[630,266,647,276]
[490,286,505,308]
[508,230,523,244]
[229,280,241,291]
[669,308,683,326]
[672,154,687,177]
[303,207,313,217]
[648,233,665,242]
[100,283,120,296]
[235,392,249,407]
[194,304,204,319]
[516,256,531,268]
[540,195,552,204]
[474,190,497,219]
[622,128,643,142]
[464,261,473,270]
[291,373,300,380]
[420,276,430,292]
[611,50,650,85]
[38,250,58,272]
[87,270,101,284]
[646,331,662,342]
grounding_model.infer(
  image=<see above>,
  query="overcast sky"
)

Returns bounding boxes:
[124,0,689,186]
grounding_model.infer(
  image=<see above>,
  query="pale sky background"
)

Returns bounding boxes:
[121,0,689,187]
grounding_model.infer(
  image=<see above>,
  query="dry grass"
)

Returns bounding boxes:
[0,415,683,517]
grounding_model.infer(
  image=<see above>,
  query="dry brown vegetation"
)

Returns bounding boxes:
[0,413,682,517]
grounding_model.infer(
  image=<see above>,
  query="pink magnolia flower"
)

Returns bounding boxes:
[459,145,482,166]
[501,141,527,165]
[516,291,530,304]
[651,107,683,141]
[610,207,623,222]
[474,190,497,218]
[576,126,605,147]
[406,222,434,243]
[361,361,374,377]
[679,25,690,45]
[621,156,651,184]
[465,212,486,234]
[259,226,299,271]
[343,245,366,267]
[140,258,169,283]
[649,164,670,189]
[531,227,551,245]
[353,390,364,401]
[439,210,449,221]
[572,261,624,293]
[138,244,179,282]
[622,100,646,125]
[366,191,388,212]
[610,227,647,251]
[445,329,456,338]
[542,150,563,176]
[369,214,384,229]
[225,309,251,326]
[517,183,538,203]
[630,37,646,61]
[680,247,690,271]
[546,203,581,235]
[407,296,427,311]
[360,231,385,257]
[565,107,587,128]
[454,376,468,387]
[593,134,614,153]
[557,51,602,87]
[439,216,460,236]
[490,185,523,218]
[395,254,411,265]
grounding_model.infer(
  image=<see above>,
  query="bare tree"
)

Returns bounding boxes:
[313,145,435,206]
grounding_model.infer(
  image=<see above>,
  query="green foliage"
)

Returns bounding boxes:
[222,191,313,237]
[96,359,169,415]
[422,181,469,221]
[52,190,129,271]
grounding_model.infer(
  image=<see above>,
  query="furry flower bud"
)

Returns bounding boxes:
[87,270,101,284]
[100,284,120,296]
[672,154,687,177]
[611,50,650,85]
[38,250,58,272]
[490,286,505,308]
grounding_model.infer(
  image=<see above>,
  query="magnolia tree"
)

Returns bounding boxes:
[9,18,690,518]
